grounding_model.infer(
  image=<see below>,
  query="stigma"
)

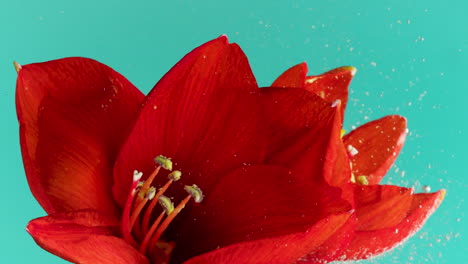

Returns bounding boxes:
[120,155,203,262]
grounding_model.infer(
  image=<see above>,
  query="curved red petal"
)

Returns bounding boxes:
[304,66,356,115]
[27,210,149,264]
[354,185,413,231]
[16,58,144,215]
[343,115,407,184]
[170,165,351,263]
[260,87,351,191]
[271,62,308,88]
[297,215,356,263]
[113,36,266,206]
[182,212,352,264]
[343,189,445,260]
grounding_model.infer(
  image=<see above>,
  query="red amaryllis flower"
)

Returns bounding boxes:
[16,36,444,264]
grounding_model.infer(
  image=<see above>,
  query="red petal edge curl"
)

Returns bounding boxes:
[272,63,356,117]
[27,210,149,264]
[16,57,144,216]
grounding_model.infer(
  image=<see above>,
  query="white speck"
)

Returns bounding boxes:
[347,145,359,156]
[415,36,425,42]
[422,185,431,193]
[331,99,341,108]
[370,61,377,67]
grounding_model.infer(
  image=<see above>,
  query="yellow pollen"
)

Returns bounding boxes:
[158,195,175,215]
[168,170,182,181]
[147,187,157,200]
[340,129,346,138]
[357,175,369,185]
[154,155,173,171]
[184,184,204,203]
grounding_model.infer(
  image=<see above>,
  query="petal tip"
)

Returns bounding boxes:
[218,34,229,43]
[13,61,22,73]
[438,189,446,202]
[342,66,357,76]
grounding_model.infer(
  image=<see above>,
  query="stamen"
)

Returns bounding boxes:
[340,129,346,138]
[147,187,157,200]
[121,171,144,247]
[139,211,166,254]
[184,184,204,203]
[158,195,174,215]
[125,156,203,260]
[141,171,182,234]
[147,195,192,254]
[168,170,182,181]
[154,155,173,171]
[128,187,157,231]
[357,175,369,185]
[127,166,161,232]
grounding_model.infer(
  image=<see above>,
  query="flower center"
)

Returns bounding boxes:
[120,155,203,263]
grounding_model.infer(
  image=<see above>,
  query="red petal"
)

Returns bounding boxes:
[260,87,351,189]
[170,165,351,263]
[182,212,352,264]
[16,58,144,215]
[343,115,407,184]
[27,210,149,264]
[297,215,356,263]
[343,189,445,260]
[113,36,265,206]
[304,66,356,115]
[354,185,413,231]
[271,62,308,88]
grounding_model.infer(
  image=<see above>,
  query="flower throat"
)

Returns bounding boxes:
[121,155,203,263]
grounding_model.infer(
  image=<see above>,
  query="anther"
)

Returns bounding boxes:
[340,129,346,138]
[154,155,173,171]
[158,195,174,215]
[168,170,182,181]
[147,187,157,200]
[357,175,369,185]
[184,184,204,203]
[141,171,182,234]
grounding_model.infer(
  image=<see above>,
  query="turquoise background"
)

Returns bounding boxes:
[0,0,465,263]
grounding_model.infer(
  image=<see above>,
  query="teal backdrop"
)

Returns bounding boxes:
[0,0,465,263]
